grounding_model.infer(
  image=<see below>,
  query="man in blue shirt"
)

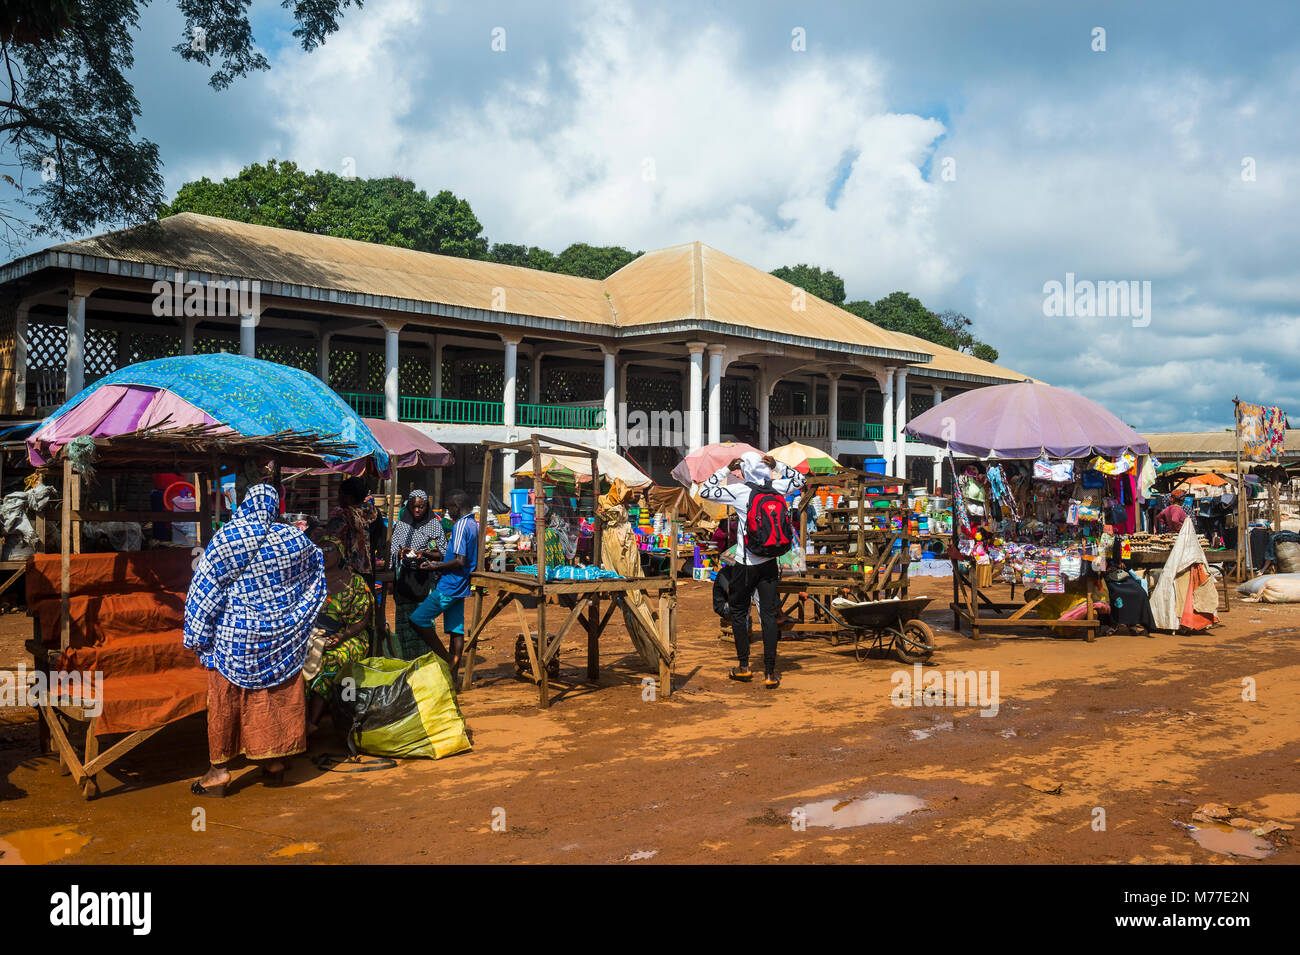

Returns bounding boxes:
[411,489,478,680]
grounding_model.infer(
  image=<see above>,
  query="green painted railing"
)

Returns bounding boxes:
[838,420,884,441]
[339,392,385,418]
[341,393,604,429]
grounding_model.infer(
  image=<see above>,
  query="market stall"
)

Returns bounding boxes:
[23,354,387,798]
[463,434,677,709]
[906,381,1154,642]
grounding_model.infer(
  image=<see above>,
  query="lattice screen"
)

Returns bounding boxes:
[770,387,791,417]
[327,348,357,391]
[26,322,67,373]
[192,333,238,355]
[84,329,118,384]
[909,390,933,421]
[452,358,504,402]
[544,368,599,404]
[256,341,316,373]
[629,374,680,411]
[123,331,182,364]
[399,351,430,396]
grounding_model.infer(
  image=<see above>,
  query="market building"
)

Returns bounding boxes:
[0,212,1033,494]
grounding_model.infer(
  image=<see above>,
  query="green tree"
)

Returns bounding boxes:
[164,160,489,257]
[554,242,640,280]
[972,342,1000,363]
[771,263,846,305]
[0,1,358,246]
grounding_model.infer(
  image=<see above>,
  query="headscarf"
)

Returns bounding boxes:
[739,451,772,486]
[184,484,326,690]
[390,490,447,564]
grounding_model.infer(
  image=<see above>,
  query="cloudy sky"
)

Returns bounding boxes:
[73,1,1300,431]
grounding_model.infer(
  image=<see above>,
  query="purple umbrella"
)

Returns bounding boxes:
[904,381,1149,459]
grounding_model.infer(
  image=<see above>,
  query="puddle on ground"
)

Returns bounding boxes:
[1188,825,1273,860]
[270,842,321,858]
[798,793,926,829]
[0,826,91,865]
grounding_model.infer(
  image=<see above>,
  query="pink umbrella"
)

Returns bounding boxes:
[671,441,761,486]
[905,381,1149,459]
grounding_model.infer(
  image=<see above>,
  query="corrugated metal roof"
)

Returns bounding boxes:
[28,213,1029,379]
[1142,430,1300,457]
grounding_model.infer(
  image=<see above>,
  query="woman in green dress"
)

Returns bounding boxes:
[305,534,373,736]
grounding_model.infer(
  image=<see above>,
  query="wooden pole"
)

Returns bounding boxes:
[533,437,548,708]
[60,457,72,652]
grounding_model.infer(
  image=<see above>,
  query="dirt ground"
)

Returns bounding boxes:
[1,579,1298,865]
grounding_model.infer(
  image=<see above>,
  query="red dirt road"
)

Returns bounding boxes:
[2,581,1298,864]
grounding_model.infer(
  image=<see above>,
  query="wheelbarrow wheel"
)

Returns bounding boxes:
[894,619,935,663]
[854,628,875,662]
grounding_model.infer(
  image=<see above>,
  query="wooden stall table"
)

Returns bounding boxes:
[460,435,678,709]
[777,470,914,638]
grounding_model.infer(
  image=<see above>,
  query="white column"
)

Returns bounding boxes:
[531,349,543,403]
[687,342,705,451]
[602,347,617,450]
[706,344,724,445]
[880,370,894,472]
[827,372,840,458]
[66,293,86,397]
[858,386,867,423]
[502,337,520,501]
[431,337,443,398]
[384,324,401,421]
[239,310,256,358]
[894,367,909,478]
[317,331,332,382]
[15,300,29,410]
[758,366,771,450]
[931,385,942,490]
[502,337,519,430]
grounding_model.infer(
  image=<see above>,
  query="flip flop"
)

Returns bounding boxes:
[728,667,753,683]
[191,778,228,798]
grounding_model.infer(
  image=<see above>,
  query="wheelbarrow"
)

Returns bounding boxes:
[822,595,936,664]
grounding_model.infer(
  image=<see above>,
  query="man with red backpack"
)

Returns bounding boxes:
[698,451,805,688]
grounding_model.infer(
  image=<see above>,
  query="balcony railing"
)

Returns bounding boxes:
[838,420,884,441]
[339,393,604,430]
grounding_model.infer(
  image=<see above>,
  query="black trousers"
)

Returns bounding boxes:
[728,559,780,673]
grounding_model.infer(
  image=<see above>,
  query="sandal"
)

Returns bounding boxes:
[262,769,286,787]
[764,673,780,690]
[190,778,228,798]
[728,667,753,683]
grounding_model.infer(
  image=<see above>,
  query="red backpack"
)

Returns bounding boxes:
[744,484,794,557]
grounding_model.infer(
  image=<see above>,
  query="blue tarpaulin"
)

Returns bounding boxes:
[35,353,388,473]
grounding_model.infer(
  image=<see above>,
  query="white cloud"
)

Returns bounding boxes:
[225,0,1300,430]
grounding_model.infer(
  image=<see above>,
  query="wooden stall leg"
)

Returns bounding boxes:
[658,592,672,699]
[461,590,483,692]
[81,719,100,799]
[536,599,549,709]
[586,594,600,682]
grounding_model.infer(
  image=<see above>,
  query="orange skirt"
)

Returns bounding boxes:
[206,669,306,763]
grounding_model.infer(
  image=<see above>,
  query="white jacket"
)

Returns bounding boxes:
[698,452,805,566]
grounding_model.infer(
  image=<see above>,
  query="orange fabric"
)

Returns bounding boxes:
[35,592,185,648]
[26,550,195,602]
[1178,564,1217,630]
[32,550,205,736]
[206,670,306,763]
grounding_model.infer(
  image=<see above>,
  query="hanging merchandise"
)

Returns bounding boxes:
[1236,402,1288,461]
[986,464,1021,521]
[1033,457,1075,482]
[1089,453,1136,476]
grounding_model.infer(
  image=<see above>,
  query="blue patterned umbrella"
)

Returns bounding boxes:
[30,353,388,473]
